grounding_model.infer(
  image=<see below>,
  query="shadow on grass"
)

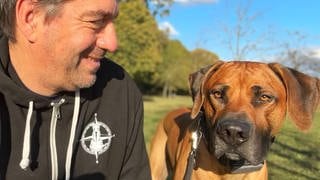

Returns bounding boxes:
[271,140,320,161]
[268,161,318,180]
[267,128,320,180]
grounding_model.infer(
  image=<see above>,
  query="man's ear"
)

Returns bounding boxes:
[15,0,38,42]
[190,61,224,119]
[269,63,320,131]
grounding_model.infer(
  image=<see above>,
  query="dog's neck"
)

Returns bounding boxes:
[195,111,212,153]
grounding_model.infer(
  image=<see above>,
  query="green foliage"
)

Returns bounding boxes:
[148,0,173,17]
[157,39,192,96]
[190,48,219,72]
[109,0,163,89]
[155,46,220,96]
[118,0,173,18]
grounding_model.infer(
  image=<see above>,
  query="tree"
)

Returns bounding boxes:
[279,31,320,76]
[158,39,192,97]
[147,0,173,17]
[119,0,173,18]
[109,0,163,91]
[278,31,320,77]
[190,48,219,72]
[279,31,308,69]
[215,0,271,60]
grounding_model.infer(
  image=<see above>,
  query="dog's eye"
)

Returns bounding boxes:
[210,90,223,99]
[259,94,274,103]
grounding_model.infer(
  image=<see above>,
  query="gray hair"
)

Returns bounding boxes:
[0,0,67,41]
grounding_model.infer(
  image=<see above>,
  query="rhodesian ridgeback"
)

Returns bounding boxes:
[149,61,320,180]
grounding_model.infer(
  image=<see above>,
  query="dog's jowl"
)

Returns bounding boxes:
[149,61,320,180]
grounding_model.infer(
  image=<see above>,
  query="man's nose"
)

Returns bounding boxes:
[96,22,118,53]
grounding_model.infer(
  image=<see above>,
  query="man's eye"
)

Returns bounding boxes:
[90,19,105,27]
[86,17,112,30]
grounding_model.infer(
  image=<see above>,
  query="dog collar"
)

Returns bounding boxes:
[183,112,203,180]
[230,162,265,174]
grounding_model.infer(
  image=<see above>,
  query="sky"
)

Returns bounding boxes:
[155,0,320,61]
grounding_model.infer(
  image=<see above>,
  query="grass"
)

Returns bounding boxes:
[143,95,193,149]
[267,110,320,180]
[143,95,320,179]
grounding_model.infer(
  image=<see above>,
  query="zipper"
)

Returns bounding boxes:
[50,98,65,180]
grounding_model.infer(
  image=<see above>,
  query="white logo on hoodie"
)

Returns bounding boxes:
[80,113,115,164]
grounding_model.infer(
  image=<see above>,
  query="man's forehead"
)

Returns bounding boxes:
[78,0,118,18]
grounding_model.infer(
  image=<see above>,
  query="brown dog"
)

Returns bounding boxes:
[149,61,320,180]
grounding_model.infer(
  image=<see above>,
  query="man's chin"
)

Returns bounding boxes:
[80,79,96,89]
[72,75,97,89]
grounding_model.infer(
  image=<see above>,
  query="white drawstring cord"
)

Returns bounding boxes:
[19,91,80,180]
[19,101,34,170]
[65,90,80,180]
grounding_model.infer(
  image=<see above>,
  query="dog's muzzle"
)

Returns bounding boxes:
[211,118,272,173]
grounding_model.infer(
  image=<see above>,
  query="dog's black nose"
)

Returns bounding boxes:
[217,120,251,146]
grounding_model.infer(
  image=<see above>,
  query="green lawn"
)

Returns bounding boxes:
[143,95,193,149]
[143,95,320,179]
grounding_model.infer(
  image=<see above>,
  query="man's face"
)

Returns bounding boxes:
[35,0,118,92]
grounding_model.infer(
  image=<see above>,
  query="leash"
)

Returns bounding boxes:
[183,112,203,180]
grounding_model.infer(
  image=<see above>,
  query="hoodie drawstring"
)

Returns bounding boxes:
[19,101,34,170]
[19,90,80,180]
[65,90,80,180]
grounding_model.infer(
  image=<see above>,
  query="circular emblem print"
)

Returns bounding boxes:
[80,113,115,163]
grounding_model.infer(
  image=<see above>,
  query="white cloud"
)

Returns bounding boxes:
[174,0,219,5]
[309,47,320,59]
[158,21,179,36]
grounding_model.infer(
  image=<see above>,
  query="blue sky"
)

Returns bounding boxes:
[155,0,320,61]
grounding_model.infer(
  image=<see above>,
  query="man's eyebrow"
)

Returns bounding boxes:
[80,9,118,19]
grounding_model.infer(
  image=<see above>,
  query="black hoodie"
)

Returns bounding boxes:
[0,33,151,180]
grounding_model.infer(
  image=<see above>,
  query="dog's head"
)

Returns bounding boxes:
[189,61,320,173]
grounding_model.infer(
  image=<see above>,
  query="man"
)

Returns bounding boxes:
[0,0,151,179]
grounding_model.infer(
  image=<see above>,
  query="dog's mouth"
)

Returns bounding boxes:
[218,152,264,174]
[208,117,273,174]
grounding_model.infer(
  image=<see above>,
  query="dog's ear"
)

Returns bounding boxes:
[190,61,224,119]
[189,65,213,101]
[269,63,320,130]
